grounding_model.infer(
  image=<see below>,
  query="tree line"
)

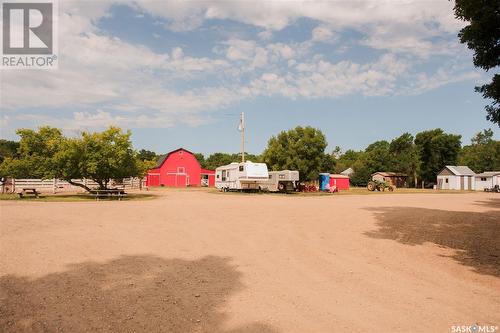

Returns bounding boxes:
[0,127,155,191]
[171,126,500,186]
[1,126,499,188]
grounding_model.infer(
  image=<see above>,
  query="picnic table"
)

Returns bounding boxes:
[89,189,127,201]
[18,188,40,198]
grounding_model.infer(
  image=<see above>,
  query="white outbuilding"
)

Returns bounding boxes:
[436,166,475,190]
[474,171,500,191]
[340,168,354,177]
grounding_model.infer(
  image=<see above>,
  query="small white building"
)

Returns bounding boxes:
[340,168,354,177]
[436,166,475,190]
[474,171,500,191]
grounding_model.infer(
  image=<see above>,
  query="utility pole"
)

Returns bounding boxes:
[240,112,245,163]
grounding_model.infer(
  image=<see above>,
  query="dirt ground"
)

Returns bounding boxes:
[1,189,499,333]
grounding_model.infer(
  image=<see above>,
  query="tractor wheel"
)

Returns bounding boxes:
[367,181,376,191]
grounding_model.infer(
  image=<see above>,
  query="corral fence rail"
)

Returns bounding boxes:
[0,178,146,194]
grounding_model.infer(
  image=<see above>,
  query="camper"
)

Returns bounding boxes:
[215,161,269,191]
[259,170,299,192]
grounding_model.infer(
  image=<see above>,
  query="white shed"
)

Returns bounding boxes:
[437,166,475,190]
[340,168,354,177]
[474,171,500,191]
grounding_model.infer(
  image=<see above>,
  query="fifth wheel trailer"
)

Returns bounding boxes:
[215,161,269,191]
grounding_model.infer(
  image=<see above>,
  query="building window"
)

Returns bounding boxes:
[445,178,449,183]
[239,165,244,172]
[481,177,487,181]
[177,167,185,174]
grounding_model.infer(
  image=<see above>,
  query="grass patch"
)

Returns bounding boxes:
[0,193,157,202]
[208,187,478,196]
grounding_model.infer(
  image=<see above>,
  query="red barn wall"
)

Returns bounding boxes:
[329,176,350,190]
[146,149,215,187]
[160,150,201,187]
[147,168,161,186]
[201,169,215,187]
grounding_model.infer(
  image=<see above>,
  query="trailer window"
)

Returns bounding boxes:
[279,174,285,179]
[269,175,272,179]
[222,170,226,181]
[239,165,244,172]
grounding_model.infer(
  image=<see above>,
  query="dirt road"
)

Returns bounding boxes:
[1,190,499,332]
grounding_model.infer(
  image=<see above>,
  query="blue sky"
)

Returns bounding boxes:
[1,1,498,155]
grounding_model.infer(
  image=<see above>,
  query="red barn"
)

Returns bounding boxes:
[329,174,350,190]
[146,148,215,187]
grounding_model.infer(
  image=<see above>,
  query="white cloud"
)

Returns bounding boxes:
[312,26,336,43]
[0,0,479,133]
[132,0,464,56]
[257,30,273,41]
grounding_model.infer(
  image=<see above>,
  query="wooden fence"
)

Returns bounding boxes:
[0,178,146,194]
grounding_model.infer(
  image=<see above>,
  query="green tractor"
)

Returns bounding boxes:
[367,179,395,192]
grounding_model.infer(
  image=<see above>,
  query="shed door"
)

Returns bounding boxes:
[460,176,464,190]
[468,176,472,190]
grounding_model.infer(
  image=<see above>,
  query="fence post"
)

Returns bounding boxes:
[53,178,57,194]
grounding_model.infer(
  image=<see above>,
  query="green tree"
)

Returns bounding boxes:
[60,127,139,190]
[0,140,19,163]
[349,141,394,186]
[454,0,500,125]
[0,126,141,191]
[415,129,462,185]
[137,149,157,161]
[194,153,205,168]
[262,126,328,181]
[389,133,420,187]
[203,153,237,170]
[459,129,500,172]
[0,127,65,178]
[319,152,336,173]
[334,149,363,174]
[202,152,261,170]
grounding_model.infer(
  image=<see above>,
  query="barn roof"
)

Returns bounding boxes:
[441,166,475,176]
[330,174,350,179]
[372,172,407,177]
[154,148,195,168]
[475,171,500,177]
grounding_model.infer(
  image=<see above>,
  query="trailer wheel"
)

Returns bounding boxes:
[278,183,286,192]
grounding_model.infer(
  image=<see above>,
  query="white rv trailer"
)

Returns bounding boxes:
[259,170,299,192]
[215,161,269,191]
